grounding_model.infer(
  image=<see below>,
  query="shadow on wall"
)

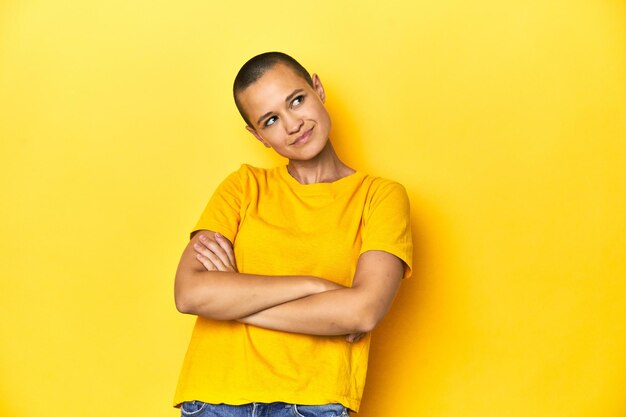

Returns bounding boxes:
[357,190,467,415]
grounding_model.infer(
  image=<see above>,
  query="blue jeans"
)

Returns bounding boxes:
[180,401,349,417]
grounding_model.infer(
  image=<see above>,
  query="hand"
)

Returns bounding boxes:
[193,232,238,272]
[345,332,366,343]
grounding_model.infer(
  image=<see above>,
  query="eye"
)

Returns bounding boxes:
[291,94,305,107]
[264,116,278,127]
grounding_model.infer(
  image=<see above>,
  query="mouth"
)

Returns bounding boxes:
[291,127,314,146]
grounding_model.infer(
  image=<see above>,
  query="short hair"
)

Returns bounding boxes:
[233,52,313,127]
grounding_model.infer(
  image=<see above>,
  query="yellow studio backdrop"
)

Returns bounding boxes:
[1,0,625,416]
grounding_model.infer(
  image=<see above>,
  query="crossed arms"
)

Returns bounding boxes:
[174,230,404,340]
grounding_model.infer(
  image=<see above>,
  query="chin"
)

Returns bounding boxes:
[297,139,330,161]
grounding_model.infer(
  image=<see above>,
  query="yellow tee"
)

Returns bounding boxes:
[174,164,413,411]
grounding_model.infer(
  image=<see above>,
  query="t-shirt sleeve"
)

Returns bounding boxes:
[360,180,413,279]
[191,166,245,244]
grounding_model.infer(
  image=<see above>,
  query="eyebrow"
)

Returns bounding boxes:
[256,88,305,126]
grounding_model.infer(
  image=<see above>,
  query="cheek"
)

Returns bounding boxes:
[317,108,331,132]
[267,131,289,149]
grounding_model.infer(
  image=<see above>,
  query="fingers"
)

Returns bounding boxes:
[214,233,237,271]
[194,239,227,271]
[194,233,237,272]
[196,253,218,271]
[346,333,366,343]
[202,235,231,268]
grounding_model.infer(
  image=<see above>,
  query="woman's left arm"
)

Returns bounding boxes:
[237,250,404,336]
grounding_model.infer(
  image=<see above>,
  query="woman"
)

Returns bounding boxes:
[174,52,413,416]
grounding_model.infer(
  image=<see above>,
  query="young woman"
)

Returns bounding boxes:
[174,52,413,417]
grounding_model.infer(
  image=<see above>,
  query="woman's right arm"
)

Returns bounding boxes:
[174,230,342,320]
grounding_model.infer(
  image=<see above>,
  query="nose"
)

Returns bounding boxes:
[284,114,304,134]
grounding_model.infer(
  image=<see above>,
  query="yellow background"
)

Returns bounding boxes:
[1,1,625,416]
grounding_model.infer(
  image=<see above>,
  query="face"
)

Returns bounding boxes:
[237,63,332,162]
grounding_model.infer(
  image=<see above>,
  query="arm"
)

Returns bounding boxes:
[238,250,404,336]
[174,230,343,320]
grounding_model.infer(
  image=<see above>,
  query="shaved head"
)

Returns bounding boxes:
[233,52,313,126]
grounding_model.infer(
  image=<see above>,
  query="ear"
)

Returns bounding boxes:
[311,73,326,103]
[245,125,271,148]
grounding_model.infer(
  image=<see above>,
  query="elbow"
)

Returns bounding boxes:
[351,305,384,333]
[174,275,201,315]
[174,280,234,320]
[353,317,379,334]
[175,269,196,314]
[175,291,195,315]
[175,292,219,317]
[175,299,192,315]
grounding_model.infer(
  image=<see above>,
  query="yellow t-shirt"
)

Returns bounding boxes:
[174,164,412,412]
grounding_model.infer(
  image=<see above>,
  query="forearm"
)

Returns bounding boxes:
[177,234,402,331]
[238,251,405,336]
[175,270,341,320]
[238,286,381,336]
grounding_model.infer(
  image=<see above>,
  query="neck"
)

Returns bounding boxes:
[287,141,355,184]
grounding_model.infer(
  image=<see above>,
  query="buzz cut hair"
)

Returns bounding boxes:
[233,52,314,127]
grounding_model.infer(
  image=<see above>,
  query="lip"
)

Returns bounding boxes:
[291,127,314,146]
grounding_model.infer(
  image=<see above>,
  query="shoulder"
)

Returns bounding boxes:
[218,164,267,185]
[357,174,414,277]
[360,174,410,204]
[356,174,411,221]
[232,164,282,180]
[218,164,286,194]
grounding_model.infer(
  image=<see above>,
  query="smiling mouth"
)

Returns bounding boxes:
[291,127,313,145]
